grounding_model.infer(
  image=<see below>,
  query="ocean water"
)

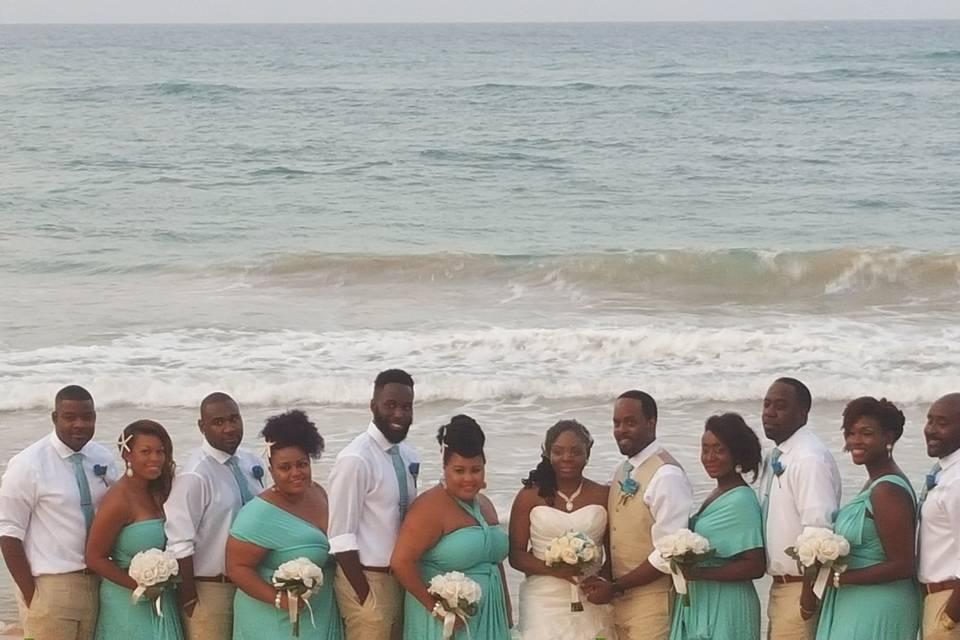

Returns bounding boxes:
[1,20,960,631]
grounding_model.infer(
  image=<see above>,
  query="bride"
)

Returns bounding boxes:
[509,420,617,640]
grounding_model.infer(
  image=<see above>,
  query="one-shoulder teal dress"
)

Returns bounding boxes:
[668,485,763,640]
[403,498,511,640]
[815,475,921,640]
[95,518,184,640]
[229,497,344,640]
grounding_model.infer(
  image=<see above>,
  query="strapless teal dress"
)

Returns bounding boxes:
[95,518,184,639]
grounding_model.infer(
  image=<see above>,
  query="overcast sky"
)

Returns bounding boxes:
[2,0,959,24]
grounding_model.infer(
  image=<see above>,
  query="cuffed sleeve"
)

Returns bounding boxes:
[791,453,840,529]
[327,454,369,555]
[645,465,694,573]
[163,471,206,559]
[0,459,36,540]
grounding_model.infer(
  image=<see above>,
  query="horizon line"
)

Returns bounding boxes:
[3,17,960,26]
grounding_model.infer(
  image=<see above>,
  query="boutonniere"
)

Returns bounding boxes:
[772,460,785,487]
[252,465,265,488]
[618,475,640,506]
[409,462,420,485]
[93,464,110,487]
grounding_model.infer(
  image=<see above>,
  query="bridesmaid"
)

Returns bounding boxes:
[86,420,184,639]
[225,410,343,640]
[815,397,920,640]
[391,415,511,639]
[668,413,765,640]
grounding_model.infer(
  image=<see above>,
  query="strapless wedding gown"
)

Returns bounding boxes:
[518,504,617,640]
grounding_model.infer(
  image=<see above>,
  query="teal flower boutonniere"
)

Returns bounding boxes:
[619,476,640,505]
[772,459,785,487]
[93,464,110,487]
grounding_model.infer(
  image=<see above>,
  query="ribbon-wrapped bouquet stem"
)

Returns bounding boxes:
[272,557,324,637]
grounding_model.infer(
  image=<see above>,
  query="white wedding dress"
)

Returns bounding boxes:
[518,504,618,640]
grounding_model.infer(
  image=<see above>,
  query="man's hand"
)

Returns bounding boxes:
[799,586,818,621]
[580,576,615,605]
[179,587,198,618]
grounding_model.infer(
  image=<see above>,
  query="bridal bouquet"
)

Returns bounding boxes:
[656,528,713,605]
[544,530,601,612]
[785,527,850,598]
[272,557,324,637]
[427,571,482,639]
[128,548,180,617]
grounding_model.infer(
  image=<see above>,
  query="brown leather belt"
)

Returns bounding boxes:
[773,575,804,584]
[195,574,232,583]
[361,565,392,574]
[66,568,96,576]
[923,579,960,595]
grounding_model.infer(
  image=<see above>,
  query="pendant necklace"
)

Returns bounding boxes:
[556,481,584,512]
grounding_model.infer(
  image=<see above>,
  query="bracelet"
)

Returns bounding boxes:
[431,601,446,619]
[800,606,815,617]
[274,591,283,610]
[832,570,841,589]
[182,597,198,610]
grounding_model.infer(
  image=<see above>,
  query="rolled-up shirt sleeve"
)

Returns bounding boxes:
[645,465,694,573]
[327,455,369,555]
[791,453,840,529]
[0,460,35,540]
[163,472,206,559]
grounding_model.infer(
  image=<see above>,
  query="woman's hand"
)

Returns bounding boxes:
[799,586,819,621]
[431,600,466,631]
[547,562,582,584]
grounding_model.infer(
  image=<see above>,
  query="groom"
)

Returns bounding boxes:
[583,390,693,640]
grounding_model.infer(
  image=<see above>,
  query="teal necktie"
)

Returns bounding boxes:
[920,462,942,506]
[226,457,254,504]
[761,448,783,525]
[389,446,409,520]
[70,453,95,534]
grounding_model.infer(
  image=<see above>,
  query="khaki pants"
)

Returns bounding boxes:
[183,581,236,640]
[15,573,99,640]
[767,581,818,640]
[923,590,960,640]
[334,568,403,640]
[612,588,673,640]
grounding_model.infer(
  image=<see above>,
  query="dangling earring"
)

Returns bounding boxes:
[125,462,134,478]
[735,464,743,474]
[886,443,893,458]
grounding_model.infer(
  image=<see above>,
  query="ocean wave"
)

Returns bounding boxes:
[1,322,958,411]
[924,50,960,60]
[229,248,960,304]
[149,81,248,96]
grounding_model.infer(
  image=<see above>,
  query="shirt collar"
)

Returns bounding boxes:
[940,448,960,469]
[775,425,809,454]
[49,431,91,459]
[627,438,661,468]
[202,438,234,464]
[366,422,393,452]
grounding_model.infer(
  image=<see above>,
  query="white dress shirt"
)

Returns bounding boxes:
[759,426,842,576]
[620,439,695,574]
[0,432,117,575]
[164,440,267,577]
[327,422,420,567]
[919,448,960,584]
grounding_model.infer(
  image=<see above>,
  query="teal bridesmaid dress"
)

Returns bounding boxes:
[668,485,762,640]
[229,497,344,640]
[815,474,921,640]
[95,518,184,639]
[403,498,511,640]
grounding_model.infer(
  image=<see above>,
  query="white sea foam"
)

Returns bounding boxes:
[2,319,958,411]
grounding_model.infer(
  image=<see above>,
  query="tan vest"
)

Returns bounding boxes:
[608,449,681,594]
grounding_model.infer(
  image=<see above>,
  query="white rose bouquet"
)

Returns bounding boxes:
[128,548,180,617]
[272,557,324,637]
[656,528,713,605]
[427,571,482,639]
[785,527,850,598]
[543,529,602,612]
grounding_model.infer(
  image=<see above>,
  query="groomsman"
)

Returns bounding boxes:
[165,392,266,640]
[329,369,420,640]
[759,377,841,640]
[582,390,693,640]
[919,392,960,639]
[0,385,117,640]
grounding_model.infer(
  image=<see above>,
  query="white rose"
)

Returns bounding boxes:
[560,549,579,565]
[580,546,597,562]
[140,566,159,586]
[570,537,586,551]
[818,537,842,562]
